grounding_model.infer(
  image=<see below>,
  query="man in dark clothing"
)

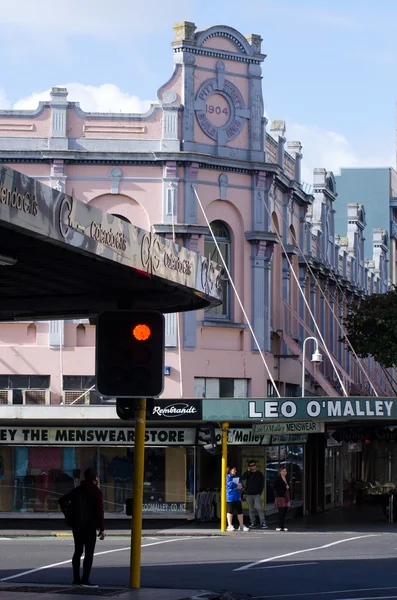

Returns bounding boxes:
[59,467,105,588]
[242,461,267,529]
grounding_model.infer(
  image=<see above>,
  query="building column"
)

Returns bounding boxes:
[298,268,308,342]
[249,240,267,351]
[49,87,68,151]
[310,277,316,333]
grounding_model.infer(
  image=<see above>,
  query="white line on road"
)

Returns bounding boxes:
[263,585,397,598]
[256,561,318,570]
[0,537,193,582]
[233,534,377,571]
[336,597,397,600]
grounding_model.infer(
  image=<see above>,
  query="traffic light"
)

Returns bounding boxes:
[197,423,219,454]
[116,398,154,420]
[96,310,165,398]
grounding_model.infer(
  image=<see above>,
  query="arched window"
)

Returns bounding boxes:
[27,323,36,344]
[204,220,231,319]
[76,324,86,347]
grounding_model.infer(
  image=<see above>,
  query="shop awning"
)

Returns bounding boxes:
[0,166,222,320]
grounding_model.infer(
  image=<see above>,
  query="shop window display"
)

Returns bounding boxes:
[0,445,195,517]
[265,444,303,510]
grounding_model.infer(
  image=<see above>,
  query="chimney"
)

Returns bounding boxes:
[270,120,286,168]
[287,141,302,183]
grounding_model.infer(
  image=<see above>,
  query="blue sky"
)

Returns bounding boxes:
[0,0,396,182]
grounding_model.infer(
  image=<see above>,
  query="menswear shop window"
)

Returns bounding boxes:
[204,220,231,319]
[0,375,50,389]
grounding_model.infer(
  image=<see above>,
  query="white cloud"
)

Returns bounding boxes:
[13,83,154,114]
[0,89,11,110]
[287,122,395,184]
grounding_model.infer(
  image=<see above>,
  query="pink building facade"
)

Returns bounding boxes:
[0,22,392,520]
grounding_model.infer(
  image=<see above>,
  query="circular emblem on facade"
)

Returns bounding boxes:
[162,90,177,104]
[195,77,246,144]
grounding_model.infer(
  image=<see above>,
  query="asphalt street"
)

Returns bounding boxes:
[1,531,397,599]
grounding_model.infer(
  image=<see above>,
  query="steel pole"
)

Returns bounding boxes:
[130,398,146,589]
[221,422,229,532]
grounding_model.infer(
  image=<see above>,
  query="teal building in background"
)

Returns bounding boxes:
[334,167,397,283]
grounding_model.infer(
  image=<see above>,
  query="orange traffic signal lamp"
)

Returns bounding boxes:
[132,323,151,341]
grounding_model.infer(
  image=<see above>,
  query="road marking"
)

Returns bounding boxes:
[0,537,192,582]
[256,561,318,570]
[336,597,397,600]
[263,585,397,598]
[233,534,377,571]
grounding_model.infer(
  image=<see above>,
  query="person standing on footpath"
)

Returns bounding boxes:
[59,467,105,587]
[226,465,249,531]
[274,467,291,531]
[242,460,268,529]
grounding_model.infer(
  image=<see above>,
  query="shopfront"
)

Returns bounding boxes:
[195,427,307,520]
[0,425,196,518]
[326,425,397,508]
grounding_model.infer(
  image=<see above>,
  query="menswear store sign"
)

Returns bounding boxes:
[0,427,267,446]
[0,427,196,446]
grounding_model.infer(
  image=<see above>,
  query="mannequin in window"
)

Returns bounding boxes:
[88,453,109,504]
[108,455,132,511]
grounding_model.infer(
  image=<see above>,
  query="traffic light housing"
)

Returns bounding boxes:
[116,398,154,420]
[96,310,165,398]
[197,423,219,454]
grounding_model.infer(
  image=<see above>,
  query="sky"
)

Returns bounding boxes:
[0,0,396,184]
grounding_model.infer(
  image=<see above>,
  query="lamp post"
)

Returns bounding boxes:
[301,336,323,398]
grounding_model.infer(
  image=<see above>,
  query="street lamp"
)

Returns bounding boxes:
[301,336,323,398]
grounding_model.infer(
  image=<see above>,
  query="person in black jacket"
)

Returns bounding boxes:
[274,467,291,531]
[59,467,105,588]
[242,461,267,529]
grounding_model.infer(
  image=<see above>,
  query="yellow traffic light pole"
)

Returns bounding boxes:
[130,398,146,589]
[220,421,229,532]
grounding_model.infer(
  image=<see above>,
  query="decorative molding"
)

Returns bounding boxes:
[83,124,146,134]
[194,76,248,144]
[219,173,228,200]
[0,123,34,132]
[109,167,123,194]
[162,90,177,104]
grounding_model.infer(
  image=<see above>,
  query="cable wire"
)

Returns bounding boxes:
[261,196,349,397]
[192,184,281,398]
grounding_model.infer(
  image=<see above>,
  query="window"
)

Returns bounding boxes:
[204,221,231,318]
[194,377,248,398]
[285,383,299,397]
[63,376,95,390]
[0,375,50,389]
[267,380,278,397]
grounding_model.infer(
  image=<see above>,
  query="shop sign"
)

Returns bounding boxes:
[0,165,222,304]
[0,427,196,446]
[202,398,396,421]
[270,434,308,444]
[142,502,186,513]
[252,421,323,435]
[148,400,202,421]
[215,428,271,446]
